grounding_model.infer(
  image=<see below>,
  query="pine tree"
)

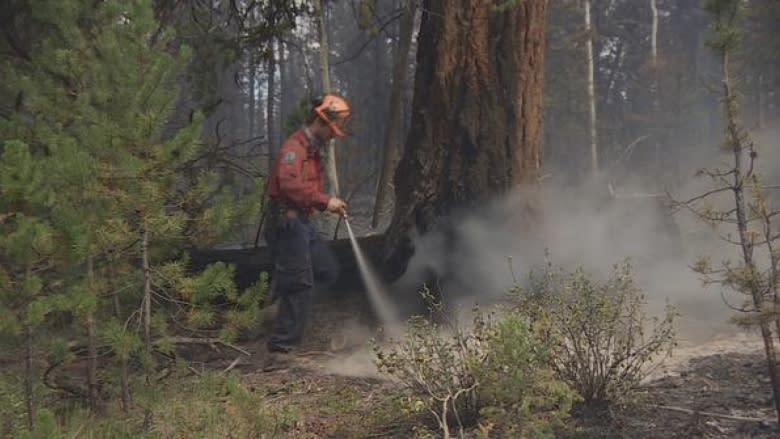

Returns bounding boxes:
[0,141,65,432]
[1,0,267,426]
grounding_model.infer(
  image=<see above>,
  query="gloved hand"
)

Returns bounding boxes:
[327,197,348,217]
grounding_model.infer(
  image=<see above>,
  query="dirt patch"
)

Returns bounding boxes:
[571,351,777,439]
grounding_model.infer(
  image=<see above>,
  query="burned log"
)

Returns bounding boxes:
[186,234,387,295]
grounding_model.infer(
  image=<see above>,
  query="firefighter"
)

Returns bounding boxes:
[262,93,351,371]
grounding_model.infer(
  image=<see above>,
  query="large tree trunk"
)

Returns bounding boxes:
[382,0,549,278]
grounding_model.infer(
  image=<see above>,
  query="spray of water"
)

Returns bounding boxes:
[344,218,399,328]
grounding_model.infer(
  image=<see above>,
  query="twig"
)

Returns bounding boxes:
[616,134,650,164]
[68,421,87,439]
[677,185,733,206]
[650,404,771,423]
[223,356,242,373]
[164,337,251,356]
[332,11,404,66]
[187,365,203,376]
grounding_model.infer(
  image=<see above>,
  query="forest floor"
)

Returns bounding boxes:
[3,286,777,437]
[183,292,780,439]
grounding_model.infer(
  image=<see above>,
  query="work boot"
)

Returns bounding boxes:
[262,350,292,372]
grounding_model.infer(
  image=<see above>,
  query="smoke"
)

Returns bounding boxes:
[388,123,780,344]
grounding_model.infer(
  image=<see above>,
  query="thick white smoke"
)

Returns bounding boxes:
[389,123,780,344]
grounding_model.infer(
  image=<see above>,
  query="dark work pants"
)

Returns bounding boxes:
[267,216,339,353]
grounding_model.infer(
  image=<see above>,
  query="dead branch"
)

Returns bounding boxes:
[43,359,88,399]
[720,289,750,313]
[677,186,734,207]
[616,135,650,164]
[162,337,251,356]
[650,404,771,423]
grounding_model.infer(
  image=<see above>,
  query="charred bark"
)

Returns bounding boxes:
[382,0,549,279]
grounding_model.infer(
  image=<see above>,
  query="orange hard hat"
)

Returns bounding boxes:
[314,93,352,138]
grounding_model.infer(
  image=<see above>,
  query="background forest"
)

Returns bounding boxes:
[1,0,779,437]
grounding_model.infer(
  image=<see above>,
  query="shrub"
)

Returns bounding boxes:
[473,314,577,438]
[512,259,677,405]
[372,289,575,438]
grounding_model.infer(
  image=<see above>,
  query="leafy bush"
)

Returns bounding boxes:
[512,259,677,405]
[372,289,575,438]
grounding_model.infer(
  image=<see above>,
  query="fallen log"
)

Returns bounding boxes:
[186,234,388,293]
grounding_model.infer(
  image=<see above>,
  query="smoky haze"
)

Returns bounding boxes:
[387,123,780,345]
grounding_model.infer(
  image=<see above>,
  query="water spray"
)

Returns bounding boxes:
[343,216,399,328]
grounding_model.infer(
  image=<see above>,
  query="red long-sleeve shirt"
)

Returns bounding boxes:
[268,128,331,213]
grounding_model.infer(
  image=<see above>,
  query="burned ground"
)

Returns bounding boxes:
[164,290,778,439]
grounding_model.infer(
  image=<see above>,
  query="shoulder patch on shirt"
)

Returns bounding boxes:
[284,151,296,164]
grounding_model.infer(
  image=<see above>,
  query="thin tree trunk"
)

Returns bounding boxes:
[279,40,287,142]
[314,0,340,196]
[86,257,99,411]
[24,323,34,432]
[757,74,765,128]
[650,0,658,67]
[372,0,416,230]
[724,52,780,425]
[119,356,130,412]
[650,0,661,174]
[650,0,659,109]
[141,219,153,431]
[249,53,256,141]
[109,268,131,413]
[267,36,277,165]
[584,0,598,177]
[142,223,152,360]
